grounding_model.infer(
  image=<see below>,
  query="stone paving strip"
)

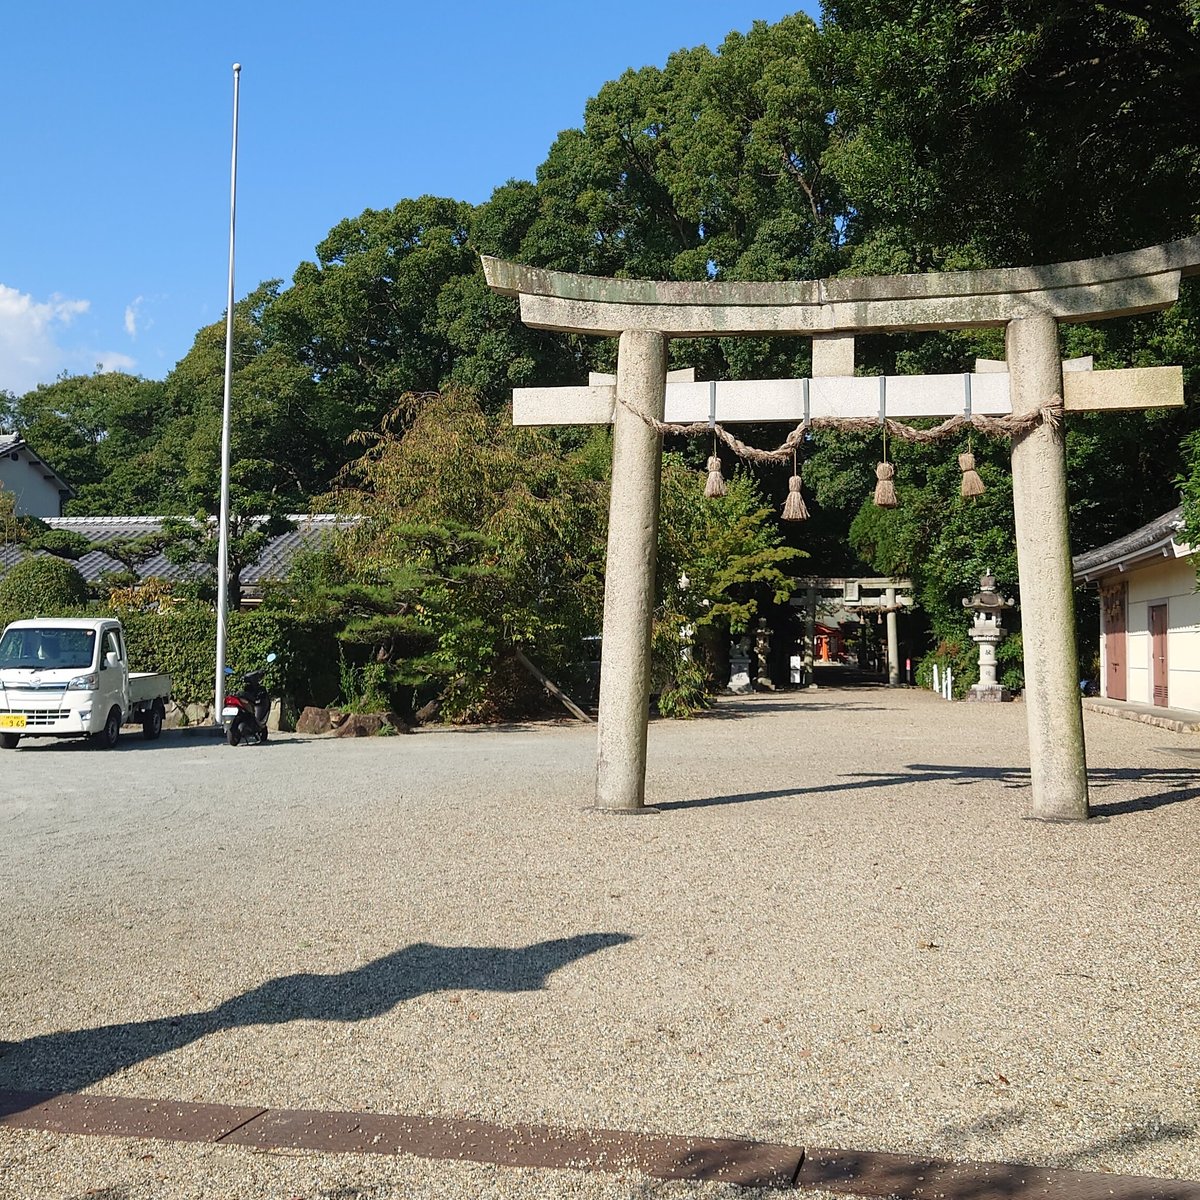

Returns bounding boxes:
[3,1089,1198,1197]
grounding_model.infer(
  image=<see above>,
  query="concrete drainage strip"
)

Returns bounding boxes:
[3,1090,1198,1198]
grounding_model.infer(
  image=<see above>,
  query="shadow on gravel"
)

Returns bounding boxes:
[0,934,632,1108]
[694,700,889,720]
[5,730,311,754]
[660,763,1200,817]
[936,1103,1195,1175]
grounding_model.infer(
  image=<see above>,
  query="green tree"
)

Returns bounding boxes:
[316,390,609,720]
[2,371,168,515]
[821,0,1200,269]
[0,556,89,610]
[25,527,91,560]
[657,456,806,701]
[318,525,503,719]
[0,485,22,548]
[806,0,1200,679]
[269,197,478,425]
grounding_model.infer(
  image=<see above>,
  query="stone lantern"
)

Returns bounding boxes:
[962,572,1016,702]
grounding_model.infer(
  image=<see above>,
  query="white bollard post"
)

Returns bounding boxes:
[932,664,940,694]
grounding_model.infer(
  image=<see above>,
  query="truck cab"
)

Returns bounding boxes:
[0,617,170,749]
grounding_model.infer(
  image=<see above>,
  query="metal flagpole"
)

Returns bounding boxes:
[213,62,241,724]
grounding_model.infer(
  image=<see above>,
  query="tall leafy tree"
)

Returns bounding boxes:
[812,0,1200,672]
[1,371,168,514]
[269,197,478,428]
[821,0,1200,269]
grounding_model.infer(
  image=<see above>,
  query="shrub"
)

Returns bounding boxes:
[116,608,342,709]
[0,595,341,710]
[916,630,1025,698]
[0,556,89,610]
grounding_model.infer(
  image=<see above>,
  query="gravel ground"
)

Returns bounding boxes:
[1,683,1199,1199]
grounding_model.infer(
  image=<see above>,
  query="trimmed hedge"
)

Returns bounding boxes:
[0,605,341,709]
[0,557,89,609]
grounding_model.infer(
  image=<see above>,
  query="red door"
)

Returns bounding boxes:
[1102,583,1127,701]
[1149,603,1169,708]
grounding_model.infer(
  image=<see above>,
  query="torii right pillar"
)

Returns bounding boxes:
[1007,315,1088,819]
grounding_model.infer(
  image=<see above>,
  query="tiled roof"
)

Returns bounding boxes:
[0,514,356,592]
[1071,507,1188,580]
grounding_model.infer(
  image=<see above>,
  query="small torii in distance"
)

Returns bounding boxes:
[483,237,1200,823]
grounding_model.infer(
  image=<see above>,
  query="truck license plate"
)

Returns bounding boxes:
[0,714,26,729]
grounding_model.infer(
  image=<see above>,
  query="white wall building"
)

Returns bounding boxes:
[1073,507,1200,713]
[0,433,74,517]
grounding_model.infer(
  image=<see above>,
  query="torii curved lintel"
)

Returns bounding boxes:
[481,236,1200,337]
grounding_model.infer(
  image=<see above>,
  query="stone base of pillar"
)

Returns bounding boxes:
[966,684,1012,702]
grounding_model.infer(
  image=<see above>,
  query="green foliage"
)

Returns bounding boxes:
[2,371,169,515]
[318,526,498,716]
[160,509,293,607]
[25,528,91,560]
[997,631,1025,696]
[659,457,804,634]
[283,396,804,721]
[0,556,90,610]
[0,488,60,553]
[0,487,19,546]
[915,630,1024,699]
[821,0,1200,267]
[652,615,712,719]
[850,439,1017,628]
[303,390,610,721]
[114,608,340,710]
[657,456,805,699]
[816,0,1200,676]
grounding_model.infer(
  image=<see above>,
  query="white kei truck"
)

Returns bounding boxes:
[0,617,171,749]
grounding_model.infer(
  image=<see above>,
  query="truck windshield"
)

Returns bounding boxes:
[0,628,97,670]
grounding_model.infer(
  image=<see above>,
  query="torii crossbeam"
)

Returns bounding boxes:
[483,237,1200,822]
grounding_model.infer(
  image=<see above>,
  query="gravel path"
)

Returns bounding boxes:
[1,685,1199,1199]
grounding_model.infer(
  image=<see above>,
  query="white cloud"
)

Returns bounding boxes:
[0,284,90,395]
[124,295,144,338]
[0,284,138,394]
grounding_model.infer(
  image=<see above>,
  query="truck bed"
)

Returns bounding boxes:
[128,672,172,705]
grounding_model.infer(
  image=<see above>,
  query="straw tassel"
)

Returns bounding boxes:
[874,461,897,508]
[782,456,809,521]
[705,454,727,498]
[783,476,810,521]
[959,451,985,497]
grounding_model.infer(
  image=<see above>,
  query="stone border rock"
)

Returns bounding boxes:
[295,706,412,737]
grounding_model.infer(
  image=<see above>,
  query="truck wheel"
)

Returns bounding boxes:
[142,701,164,741]
[0,733,19,750]
[92,707,121,749]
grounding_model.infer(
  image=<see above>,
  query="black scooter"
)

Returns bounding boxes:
[221,653,276,746]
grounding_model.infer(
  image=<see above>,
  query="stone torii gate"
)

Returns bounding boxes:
[482,238,1200,822]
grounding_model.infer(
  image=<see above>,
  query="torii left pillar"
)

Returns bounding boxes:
[595,330,667,811]
[1008,315,1089,819]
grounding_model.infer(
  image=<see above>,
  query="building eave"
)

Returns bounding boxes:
[1072,507,1191,583]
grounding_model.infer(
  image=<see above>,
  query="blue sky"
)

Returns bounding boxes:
[0,2,817,396]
